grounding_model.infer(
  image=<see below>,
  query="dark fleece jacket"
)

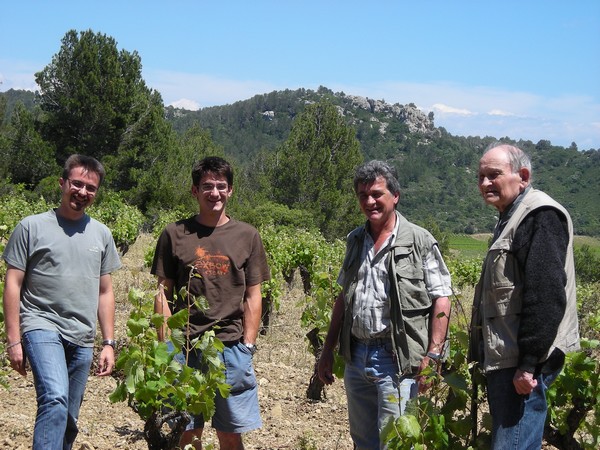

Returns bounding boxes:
[511,207,569,373]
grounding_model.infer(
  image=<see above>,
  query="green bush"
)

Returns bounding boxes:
[110,286,228,449]
[0,188,51,240]
[447,257,483,289]
[574,245,600,283]
[89,191,145,252]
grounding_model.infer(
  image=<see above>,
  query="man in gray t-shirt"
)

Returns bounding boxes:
[2,154,121,450]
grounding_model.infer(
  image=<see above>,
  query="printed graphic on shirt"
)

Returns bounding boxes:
[193,246,230,277]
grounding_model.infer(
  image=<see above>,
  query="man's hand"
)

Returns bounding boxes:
[415,355,440,393]
[513,369,538,395]
[317,349,335,385]
[96,346,115,376]
[7,343,27,376]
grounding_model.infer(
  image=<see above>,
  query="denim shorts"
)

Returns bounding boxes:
[170,341,261,433]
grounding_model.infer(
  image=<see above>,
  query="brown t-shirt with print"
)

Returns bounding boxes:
[151,216,270,342]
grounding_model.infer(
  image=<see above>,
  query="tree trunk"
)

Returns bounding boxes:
[305,327,325,400]
[143,410,190,450]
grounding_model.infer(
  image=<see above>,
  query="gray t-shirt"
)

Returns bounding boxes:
[3,209,122,346]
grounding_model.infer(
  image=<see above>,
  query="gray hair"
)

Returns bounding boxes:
[353,160,401,196]
[484,142,532,175]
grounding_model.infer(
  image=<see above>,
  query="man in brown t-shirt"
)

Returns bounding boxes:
[151,156,270,450]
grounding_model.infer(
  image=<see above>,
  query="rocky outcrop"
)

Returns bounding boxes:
[343,94,437,136]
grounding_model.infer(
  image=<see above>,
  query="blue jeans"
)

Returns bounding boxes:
[344,340,418,450]
[23,330,94,450]
[486,366,562,450]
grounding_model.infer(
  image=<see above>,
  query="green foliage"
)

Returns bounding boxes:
[148,207,194,239]
[544,282,600,449]
[3,81,600,236]
[110,286,229,448]
[166,89,599,237]
[236,201,317,231]
[0,188,51,237]
[545,339,600,449]
[32,28,179,211]
[33,175,63,205]
[260,226,344,284]
[0,89,36,127]
[88,191,145,252]
[446,258,483,289]
[2,103,58,186]
[417,217,451,257]
[35,29,149,163]
[382,294,481,449]
[574,245,600,283]
[448,234,490,259]
[260,225,345,361]
[262,226,347,377]
[268,100,364,239]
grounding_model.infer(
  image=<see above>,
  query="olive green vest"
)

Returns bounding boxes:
[470,189,579,373]
[338,211,439,375]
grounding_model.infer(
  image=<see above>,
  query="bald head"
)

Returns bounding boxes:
[483,144,532,174]
[478,144,531,212]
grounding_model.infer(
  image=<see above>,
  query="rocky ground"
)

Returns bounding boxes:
[0,234,353,450]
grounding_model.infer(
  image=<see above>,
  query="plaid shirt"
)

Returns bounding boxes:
[339,219,452,340]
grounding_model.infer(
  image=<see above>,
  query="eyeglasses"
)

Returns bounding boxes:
[67,178,99,195]
[199,182,229,193]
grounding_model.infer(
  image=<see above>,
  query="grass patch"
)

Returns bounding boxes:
[574,235,600,256]
[450,234,600,259]
[449,234,489,259]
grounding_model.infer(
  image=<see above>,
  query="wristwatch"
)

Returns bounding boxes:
[426,351,442,360]
[102,339,116,349]
[244,342,257,355]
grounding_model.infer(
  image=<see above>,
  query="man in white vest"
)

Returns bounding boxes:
[470,143,579,449]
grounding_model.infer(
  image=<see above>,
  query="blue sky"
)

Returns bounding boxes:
[1,1,599,149]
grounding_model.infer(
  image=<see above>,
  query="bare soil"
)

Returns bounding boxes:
[0,234,353,450]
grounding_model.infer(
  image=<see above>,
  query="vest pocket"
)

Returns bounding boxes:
[482,285,521,365]
[394,263,432,311]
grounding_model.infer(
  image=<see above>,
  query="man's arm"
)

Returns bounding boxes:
[3,266,26,376]
[427,295,451,355]
[416,295,451,392]
[513,209,569,394]
[154,276,174,342]
[243,284,262,346]
[317,291,345,385]
[97,273,116,376]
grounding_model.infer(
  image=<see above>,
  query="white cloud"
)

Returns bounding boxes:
[0,59,39,91]
[145,70,283,109]
[487,109,516,117]
[169,98,201,110]
[431,103,474,116]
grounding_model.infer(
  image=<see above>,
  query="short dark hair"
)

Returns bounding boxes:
[62,154,106,185]
[353,160,401,196]
[192,156,234,186]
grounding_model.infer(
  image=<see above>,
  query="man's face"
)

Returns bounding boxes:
[192,172,232,215]
[59,166,100,214]
[356,176,399,226]
[478,147,528,213]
